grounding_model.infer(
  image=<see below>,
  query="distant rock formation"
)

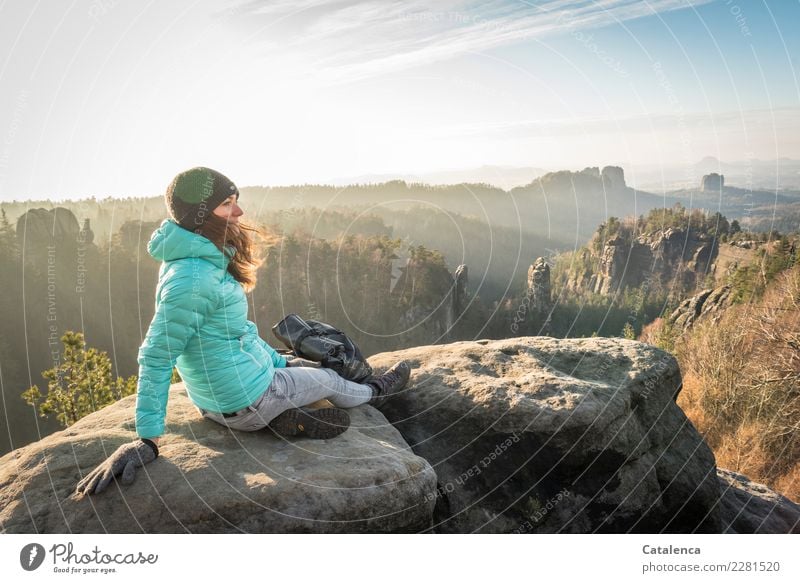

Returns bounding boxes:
[15,207,80,252]
[668,285,733,331]
[512,166,652,242]
[393,257,472,341]
[601,165,626,190]
[392,254,450,338]
[5,337,795,533]
[118,219,161,251]
[701,173,725,192]
[582,228,718,296]
[525,257,552,333]
[592,234,628,295]
[566,227,768,299]
[78,218,94,245]
[452,264,468,317]
[448,264,469,336]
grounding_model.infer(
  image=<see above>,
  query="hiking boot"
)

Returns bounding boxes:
[366,360,411,405]
[268,407,350,439]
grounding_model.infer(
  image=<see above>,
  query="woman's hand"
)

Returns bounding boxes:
[75,439,159,496]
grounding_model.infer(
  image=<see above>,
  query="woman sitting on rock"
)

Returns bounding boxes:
[76,167,410,496]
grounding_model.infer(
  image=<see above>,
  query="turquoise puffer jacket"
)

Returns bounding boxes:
[135,219,287,439]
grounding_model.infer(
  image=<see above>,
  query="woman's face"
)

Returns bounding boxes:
[212,194,244,225]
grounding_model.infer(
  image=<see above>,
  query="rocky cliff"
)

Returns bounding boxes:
[711,242,758,282]
[1,337,796,533]
[668,285,734,331]
[567,223,768,299]
[586,228,718,296]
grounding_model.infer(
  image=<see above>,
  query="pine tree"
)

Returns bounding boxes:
[21,331,137,427]
[622,321,636,340]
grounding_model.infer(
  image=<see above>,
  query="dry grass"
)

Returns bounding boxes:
[680,374,799,501]
[664,267,800,503]
[773,462,800,500]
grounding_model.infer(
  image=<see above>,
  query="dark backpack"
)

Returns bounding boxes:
[271,313,373,383]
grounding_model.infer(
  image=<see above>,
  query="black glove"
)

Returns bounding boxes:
[76,439,159,495]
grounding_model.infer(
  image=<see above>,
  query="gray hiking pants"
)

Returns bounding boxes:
[197,366,373,432]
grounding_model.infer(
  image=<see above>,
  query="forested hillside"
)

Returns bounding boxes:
[3,195,798,504]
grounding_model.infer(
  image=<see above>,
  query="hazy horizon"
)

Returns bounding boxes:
[1,0,798,202]
[2,155,798,204]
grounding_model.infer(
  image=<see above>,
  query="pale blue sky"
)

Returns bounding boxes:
[0,0,797,201]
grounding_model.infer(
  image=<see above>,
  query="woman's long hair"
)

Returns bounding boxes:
[194,213,273,293]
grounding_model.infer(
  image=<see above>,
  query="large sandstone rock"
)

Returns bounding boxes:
[3,337,795,534]
[0,385,437,533]
[371,337,723,533]
[716,468,799,533]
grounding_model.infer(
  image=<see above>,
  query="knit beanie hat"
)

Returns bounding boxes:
[165,167,239,231]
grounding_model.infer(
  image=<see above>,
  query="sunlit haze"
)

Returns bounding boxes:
[0,0,798,200]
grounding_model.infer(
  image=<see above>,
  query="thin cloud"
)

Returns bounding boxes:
[225,0,715,86]
[367,106,800,140]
